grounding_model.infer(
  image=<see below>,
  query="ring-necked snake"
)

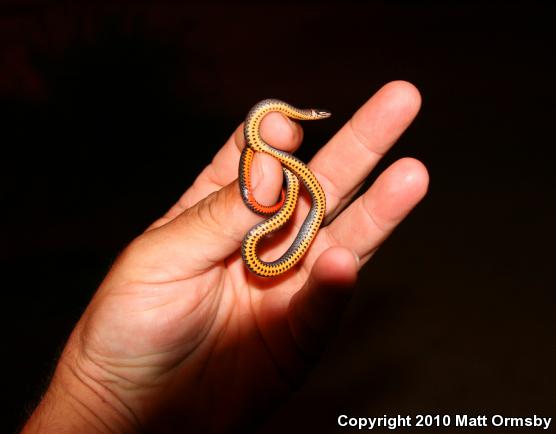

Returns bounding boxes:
[239,99,330,277]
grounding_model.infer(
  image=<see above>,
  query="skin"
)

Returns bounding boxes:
[22,81,429,433]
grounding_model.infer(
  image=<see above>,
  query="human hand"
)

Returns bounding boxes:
[23,81,428,433]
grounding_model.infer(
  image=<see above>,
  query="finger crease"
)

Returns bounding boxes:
[324,226,342,249]
[348,117,386,157]
[314,169,343,205]
[360,195,388,234]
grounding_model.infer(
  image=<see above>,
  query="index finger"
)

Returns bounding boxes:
[309,80,422,221]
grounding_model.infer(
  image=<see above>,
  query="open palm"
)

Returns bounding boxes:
[43,81,428,434]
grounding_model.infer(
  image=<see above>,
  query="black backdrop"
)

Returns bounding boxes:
[1,1,555,433]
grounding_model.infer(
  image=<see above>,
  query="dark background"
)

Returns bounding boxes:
[1,1,554,433]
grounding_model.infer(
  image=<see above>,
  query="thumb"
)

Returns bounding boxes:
[133,152,284,276]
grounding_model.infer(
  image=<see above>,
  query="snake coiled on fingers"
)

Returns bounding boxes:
[239,99,329,277]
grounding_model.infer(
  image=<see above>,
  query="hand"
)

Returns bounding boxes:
[23,81,428,433]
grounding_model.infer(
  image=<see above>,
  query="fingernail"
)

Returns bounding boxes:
[274,113,296,142]
[351,250,360,267]
[285,115,296,129]
[251,153,264,190]
[285,116,298,139]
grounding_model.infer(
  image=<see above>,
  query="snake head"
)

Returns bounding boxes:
[312,109,332,119]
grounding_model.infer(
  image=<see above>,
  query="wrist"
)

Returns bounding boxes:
[22,328,141,434]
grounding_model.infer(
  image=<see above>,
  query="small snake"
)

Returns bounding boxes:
[239,99,330,277]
